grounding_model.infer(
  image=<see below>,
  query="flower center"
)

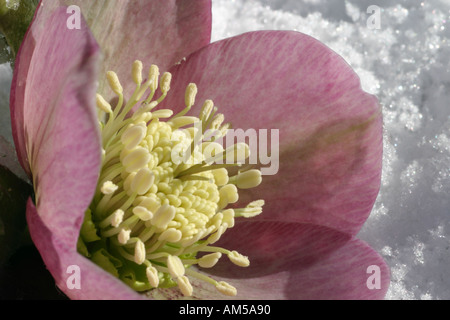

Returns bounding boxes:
[78,60,264,297]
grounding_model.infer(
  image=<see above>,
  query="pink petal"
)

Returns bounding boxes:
[37,0,212,99]
[198,221,389,300]
[11,7,101,247]
[26,200,142,300]
[163,31,383,235]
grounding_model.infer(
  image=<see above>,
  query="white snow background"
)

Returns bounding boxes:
[0,0,449,300]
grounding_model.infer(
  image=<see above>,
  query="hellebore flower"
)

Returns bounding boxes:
[10,0,389,299]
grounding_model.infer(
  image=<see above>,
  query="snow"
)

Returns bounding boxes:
[0,0,449,300]
[211,0,450,300]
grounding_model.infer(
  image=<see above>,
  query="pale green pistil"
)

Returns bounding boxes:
[78,60,264,297]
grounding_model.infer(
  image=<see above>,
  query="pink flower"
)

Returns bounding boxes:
[10,0,389,299]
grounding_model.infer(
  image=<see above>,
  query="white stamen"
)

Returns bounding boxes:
[133,206,153,221]
[222,209,235,228]
[160,72,172,94]
[96,94,113,113]
[151,204,176,230]
[132,60,143,85]
[130,167,155,195]
[235,169,262,189]
[208,225,227,244]
[218,184,239,209]
[168,116,199,129]
[148,65,160,92]
[216,281,237,296]
[198,252,222,268]
[136,196,160,213]
[228,250,250,267]
[235,200,265,218]
[185,83,197,108]
[158,228,182,242]
[203,142,224,165]
[134,239,146,265]
[177,275,193,297]
[146,265,159,288]
[152,109,174,119]
[212,168,229,186]
[199,99,214,122]
[167,255,185,278]
[101,181,118,195]
[210,113,224,130]
[98,208,124,229]
[111,209,124,228]
[121,123,147,150]
[118,228,131,244]
[225,142,250,164]
[106,71,123,95]
[121,147,151,173]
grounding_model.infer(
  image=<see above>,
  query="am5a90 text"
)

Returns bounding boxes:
[222,304,271,315]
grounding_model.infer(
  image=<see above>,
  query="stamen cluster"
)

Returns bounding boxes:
[78,60,264,297]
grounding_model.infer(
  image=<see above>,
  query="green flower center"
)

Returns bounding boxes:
[78,60,264,297]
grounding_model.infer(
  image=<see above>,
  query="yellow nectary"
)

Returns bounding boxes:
[78,60,264,297]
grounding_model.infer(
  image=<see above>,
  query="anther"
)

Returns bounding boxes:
[134,239,146,265]
[121,147,151,173]
[210,113,225,130]
[225,142,250,164]
[199,100,214,122]
[198,252,222,268]
[234,169,262,189]
[177,276,193,296]
[219,123,231,137]
[151,204,176,229]
[130,167,155,195]
[146,264,159,288]
[218,184,239,210]
[202,142,224,165]
[136,196,160,213]
[118,228,131,244]
[148,65,160,92]
[158,228,182,242]
[228,250,250,267]
[96,94,113,114]
[100,181,118,195]
[152,109,174,119]
[185,83,198,108]
[98,208,124,229]
[168,116,199,129]
[132,60,143,85]
[221,209,235,228]
[208,225,227,244]
[160,72,172,94]
[235,200,265,218]
[121,123,147,150]
[212,168,229,186]
[132,206,153,221]
[111,209,124,228]
[106,71,123,95]
[167,255,185,278]
[206,142,249,165]
[216,281,237,296]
